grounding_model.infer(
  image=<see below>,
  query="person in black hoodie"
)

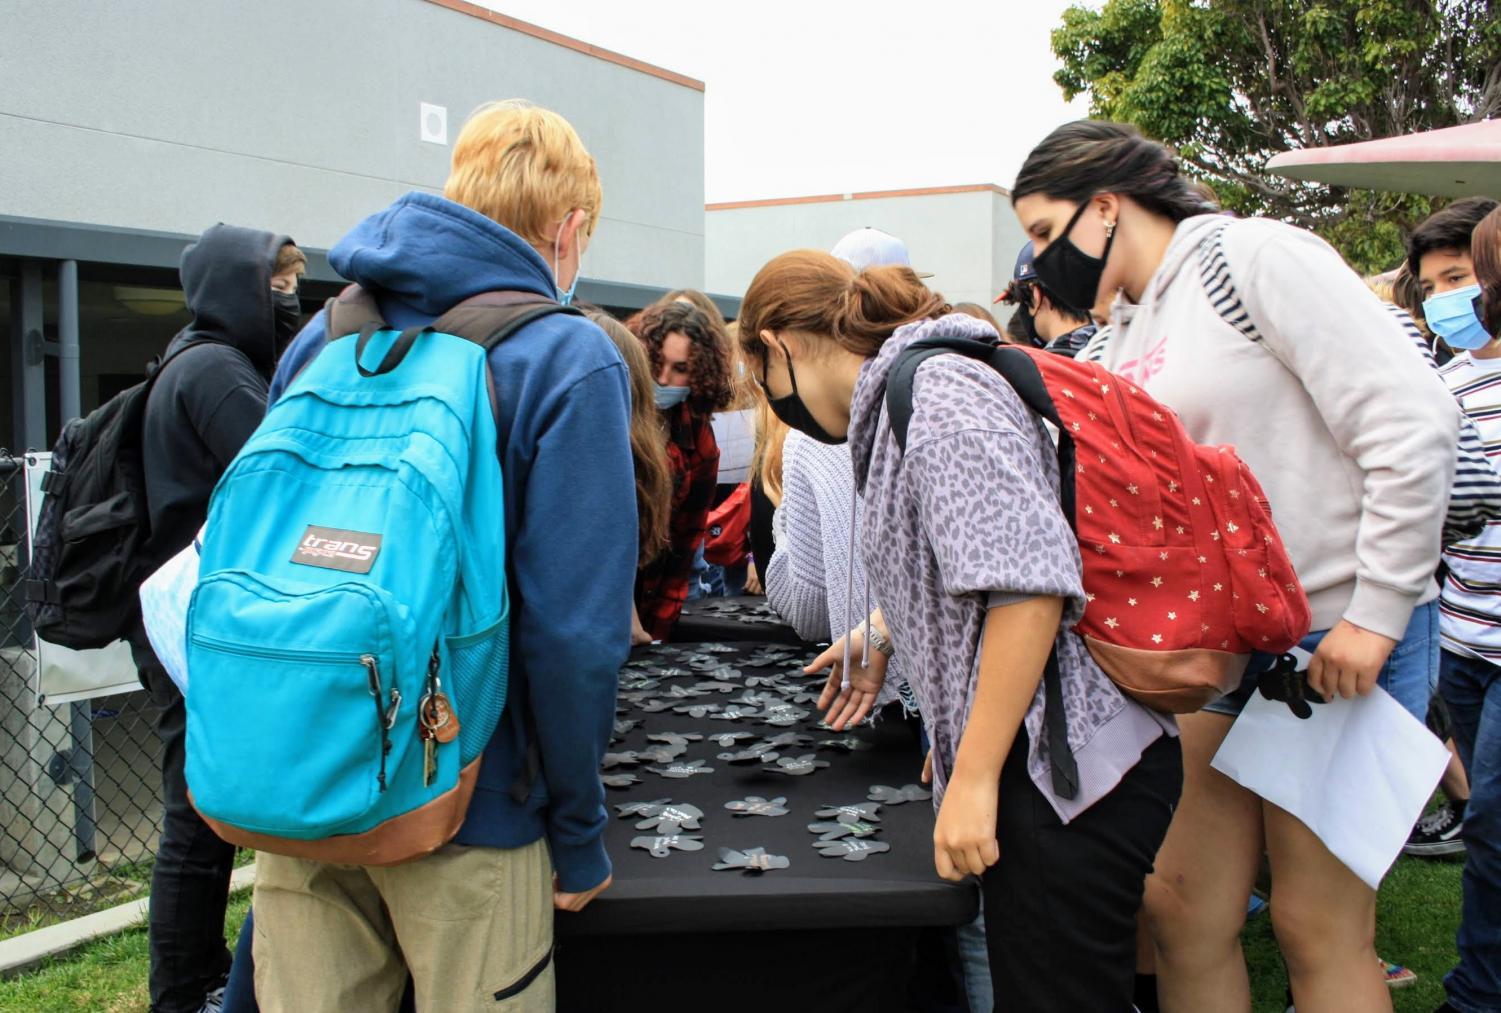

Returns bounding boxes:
[128,223,304,1013]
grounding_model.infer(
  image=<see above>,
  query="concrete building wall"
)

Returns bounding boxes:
[706,186,1027,312]
[0,0,705,290]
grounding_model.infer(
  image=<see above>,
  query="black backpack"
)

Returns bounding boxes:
[24,344,198,649]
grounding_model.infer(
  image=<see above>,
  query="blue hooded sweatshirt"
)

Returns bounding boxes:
[270,192,634,891]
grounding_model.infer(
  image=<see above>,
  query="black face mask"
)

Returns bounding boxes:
[1031,200,1115,318]
[759,342,845,445]
[271,289,302,363]
[1014,296,1043,348]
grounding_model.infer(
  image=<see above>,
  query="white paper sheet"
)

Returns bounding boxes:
[1211,677,1449,890]
[711,409,754,485]
[138,534,202,695]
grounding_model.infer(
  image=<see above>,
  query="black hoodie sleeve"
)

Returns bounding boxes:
[179,344,269,469]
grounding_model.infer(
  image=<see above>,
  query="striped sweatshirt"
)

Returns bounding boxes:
[1439,350,1501,664]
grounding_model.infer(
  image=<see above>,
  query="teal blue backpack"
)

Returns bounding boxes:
[185,287,575,865]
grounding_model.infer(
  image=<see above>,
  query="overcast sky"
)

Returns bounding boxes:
[479,1,1093,204]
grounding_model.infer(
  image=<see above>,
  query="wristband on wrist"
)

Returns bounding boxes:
[866,623,895,658]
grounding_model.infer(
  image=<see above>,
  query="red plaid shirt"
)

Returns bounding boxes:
[636,405,719,640]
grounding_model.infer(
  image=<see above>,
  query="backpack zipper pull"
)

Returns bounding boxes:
[362,654,393,792]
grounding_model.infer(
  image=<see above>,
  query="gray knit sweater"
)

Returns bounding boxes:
[766,430,908,709]
[767,432,860,642]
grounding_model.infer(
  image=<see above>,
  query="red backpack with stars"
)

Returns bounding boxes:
[887,334,1310,713]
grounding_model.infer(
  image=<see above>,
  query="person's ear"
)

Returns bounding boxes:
[1094,194,1120,230]
[769,331,807,364]
[558,209,587,261]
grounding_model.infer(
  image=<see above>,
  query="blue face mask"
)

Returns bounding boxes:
[1424,284,1493,350]
[654,384,691,409]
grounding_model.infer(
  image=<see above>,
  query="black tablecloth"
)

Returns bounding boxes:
[668,595,810,647]
[556,641,976,1013]
[558,642,976,937]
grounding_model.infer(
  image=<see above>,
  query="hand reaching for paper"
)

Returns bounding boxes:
[807,622,889,731]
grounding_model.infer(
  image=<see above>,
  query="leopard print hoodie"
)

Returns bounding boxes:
[848,313,1175,821]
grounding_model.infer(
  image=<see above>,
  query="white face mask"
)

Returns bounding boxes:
[553,214,582,306]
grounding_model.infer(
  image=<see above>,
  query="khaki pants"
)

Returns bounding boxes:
[252,839,554,1012]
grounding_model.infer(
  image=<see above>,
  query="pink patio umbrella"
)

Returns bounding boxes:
[1265,120,1501,197]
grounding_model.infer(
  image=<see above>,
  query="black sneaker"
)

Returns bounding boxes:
[1404,801,1466,857]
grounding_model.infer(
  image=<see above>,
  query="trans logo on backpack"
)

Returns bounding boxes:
[291,525,384,574]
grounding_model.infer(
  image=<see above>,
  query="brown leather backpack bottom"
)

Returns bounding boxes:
[192,757,481,867]
[1085,637,1251,714]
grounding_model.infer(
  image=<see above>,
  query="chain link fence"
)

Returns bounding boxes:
[0,449,166,934]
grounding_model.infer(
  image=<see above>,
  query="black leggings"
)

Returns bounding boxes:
[131,640,237,1013]
[982,732,1182,1012]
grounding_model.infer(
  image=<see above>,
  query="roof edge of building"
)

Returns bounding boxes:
[424,0,705,92]
[705,183,1010,212]
[0,213,738,313]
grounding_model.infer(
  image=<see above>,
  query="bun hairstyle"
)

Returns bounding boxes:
[736,249,949,364]
[1012,120,1219,224]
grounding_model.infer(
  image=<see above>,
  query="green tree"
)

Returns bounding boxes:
[1051,0,1501,274]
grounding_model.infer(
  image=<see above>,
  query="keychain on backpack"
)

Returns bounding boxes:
[418,649,460,786]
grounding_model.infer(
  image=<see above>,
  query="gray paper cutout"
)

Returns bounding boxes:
[867,784,933,805]
[815,802,882,824]
[712,846,790,872]
[648,759,716,779]
[813,838,891,862]
[631,834,704,858]
[724,796,790,818]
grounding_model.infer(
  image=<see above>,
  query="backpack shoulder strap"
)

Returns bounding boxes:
[324,284,388,341]
[320,287,583,379]
[885,336,999,453]
[142,337,217,389]
[887,336,1078,535]
[886,337,1065,452]
[430,291,583,351]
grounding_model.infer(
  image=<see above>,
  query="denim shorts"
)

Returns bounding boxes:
[1202,599,1438,722]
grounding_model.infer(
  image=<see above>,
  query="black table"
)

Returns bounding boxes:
[556,642,977,1013]
[669,595,810,646]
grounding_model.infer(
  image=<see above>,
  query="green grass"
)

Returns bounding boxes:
[0,892,249,1013]
[1246,855,1465,1012]
[0,856,1464,1012]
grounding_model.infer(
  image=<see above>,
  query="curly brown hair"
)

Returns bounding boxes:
[630,300,734,415]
